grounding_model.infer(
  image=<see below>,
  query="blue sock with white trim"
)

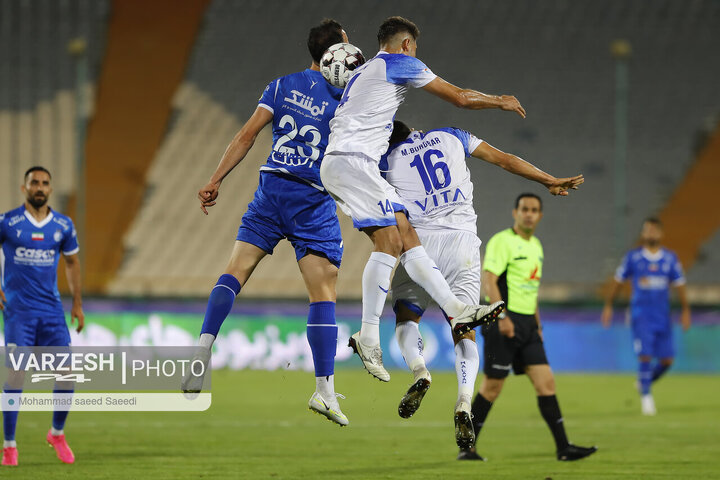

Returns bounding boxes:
[200,274,241,337]
[306,301,337,377]
[639,360,652,395]
[2,385,21,442]
[52,387,74,432]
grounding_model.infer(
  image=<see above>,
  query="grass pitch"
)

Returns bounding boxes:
[7,370,720,479]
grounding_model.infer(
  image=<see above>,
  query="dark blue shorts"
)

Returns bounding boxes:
[632,321,674,359]
[237,172,343,268]
[3,312,71,347]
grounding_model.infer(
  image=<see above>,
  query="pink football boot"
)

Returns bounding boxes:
[46,430,75,464]
[1,447,18,466]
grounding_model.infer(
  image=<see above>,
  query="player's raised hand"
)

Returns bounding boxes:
[548,174,584,196]
[71,303,85,333]
[198,182,220,215]
[499,95,526,118]
[0,287,6,311]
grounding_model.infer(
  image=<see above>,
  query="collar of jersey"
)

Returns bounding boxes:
[22,205,54,228]
[641,247,664,262]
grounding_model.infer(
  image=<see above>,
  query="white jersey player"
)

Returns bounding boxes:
[382,120,584,454]
[319,16,527,382]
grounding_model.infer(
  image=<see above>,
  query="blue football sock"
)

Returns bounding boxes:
[306,301,337,377]
[200,274,241,337]
[651,363,671,382]
[639,360,652,395]
[52,388,74,431]
[2,385,22,441]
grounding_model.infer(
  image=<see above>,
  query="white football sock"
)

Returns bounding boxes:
[3,440,16,448]
[455,339,479,401]
[396,321,426,371]
[400,247,465,318]
[50,427,64,436]
[199,333,215,349]
[316,374,335,400]
[359,252,397,346]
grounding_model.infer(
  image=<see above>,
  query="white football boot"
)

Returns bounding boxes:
[308,392,349,426]
[348,332,390,382]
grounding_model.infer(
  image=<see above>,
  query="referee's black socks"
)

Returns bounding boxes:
[470,393,494,440]
[537,395,569,450]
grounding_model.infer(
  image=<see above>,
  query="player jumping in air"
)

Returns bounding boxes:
[1,167,84,466]
[183,20,351,426]
[320,16,525,381]
[602,217,691,415]
[382,121,584,456]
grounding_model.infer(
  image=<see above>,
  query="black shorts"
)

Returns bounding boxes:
[482,311,548,379]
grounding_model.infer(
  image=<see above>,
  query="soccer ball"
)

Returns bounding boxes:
[320,43,365,89]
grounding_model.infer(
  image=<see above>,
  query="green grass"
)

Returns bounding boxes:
[6,370,720,479]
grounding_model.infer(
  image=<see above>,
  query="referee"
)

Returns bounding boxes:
[458,193,597,461]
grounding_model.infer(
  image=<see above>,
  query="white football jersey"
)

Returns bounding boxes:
[381,128,482,234]
[326,51,436,162]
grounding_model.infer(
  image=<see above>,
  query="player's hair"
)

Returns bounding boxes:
[389,120,411,146]
[24,166,51,180]
[377,16,420,46]
[643,217,663,228]
[514,192,542,210]
[307,19,344,64]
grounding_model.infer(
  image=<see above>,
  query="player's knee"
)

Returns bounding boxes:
[536,376,556,396]
[373,228,403,256]
[481,378,504,400]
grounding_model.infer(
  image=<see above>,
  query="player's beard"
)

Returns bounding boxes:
[28,193,48,208]
[644,238,660,248]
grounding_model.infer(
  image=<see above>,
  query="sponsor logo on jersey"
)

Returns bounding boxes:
[283,90,328,117]
[638,276,668,290]
[14,247,56,266]
[31,232,44,241]
[414,187,466,213]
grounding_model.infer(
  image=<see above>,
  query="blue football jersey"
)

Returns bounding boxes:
[0,205,79,316]
[615,247,685,324]
[257,69,343,190]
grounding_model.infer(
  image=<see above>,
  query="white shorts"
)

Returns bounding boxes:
[392,230,482,314]
[320,153,405,229]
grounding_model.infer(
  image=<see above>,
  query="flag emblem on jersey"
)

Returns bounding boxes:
[31,232,44,241]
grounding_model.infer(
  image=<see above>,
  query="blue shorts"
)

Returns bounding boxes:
[3,312,71,347]
[237,172,343,268]
[632,321,674,359]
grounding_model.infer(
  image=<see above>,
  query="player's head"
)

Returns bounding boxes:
[377,16,420,57]
[512,193,543,234]
[640,217,663,248]
[389,120,412,146]
[22,166,52,208]
[308,19,347,65]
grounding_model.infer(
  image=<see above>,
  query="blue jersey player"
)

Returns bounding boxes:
[181,20,350,426]
[1,166,84,466]
[603,218,691,415]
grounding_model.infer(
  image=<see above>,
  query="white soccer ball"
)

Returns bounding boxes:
[320,43,365,89]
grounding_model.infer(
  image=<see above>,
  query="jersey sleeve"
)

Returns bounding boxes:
[61,219,80,255]
[384,55,437,88]
[437,128,483,156]
[614,252,633,282]
[669,254,686,286]
[483,233,510,276]
[257,78,280,114]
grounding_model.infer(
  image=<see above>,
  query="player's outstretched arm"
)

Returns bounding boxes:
[64,253,84,333]
[422,77,526,118]
[198,107,273,214]
[471,142,584,196]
